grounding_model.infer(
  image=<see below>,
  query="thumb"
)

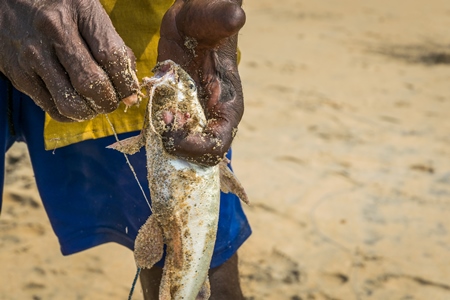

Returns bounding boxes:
[176,0,246,46]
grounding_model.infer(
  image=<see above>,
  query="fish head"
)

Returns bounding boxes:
[143,60,206,136]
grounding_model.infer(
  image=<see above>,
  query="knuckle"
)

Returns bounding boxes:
[96,45,126,65]
[33,10,49,29]
[34,9,62,34]
[95,46,138,99]
[74,72,108,95]
[18,43,40,69]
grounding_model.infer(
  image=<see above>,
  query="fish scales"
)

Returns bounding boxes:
[108,60,248,300]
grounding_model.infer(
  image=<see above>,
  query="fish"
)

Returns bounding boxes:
[108,60,248,300]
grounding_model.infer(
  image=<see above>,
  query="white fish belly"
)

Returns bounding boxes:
[174,163,220,298]
[149,155,220,299]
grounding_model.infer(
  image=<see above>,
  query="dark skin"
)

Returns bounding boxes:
[157,0,245,167]
[0,0,140,122]
[140,254,244,300]
[0,0,245,298]
[141,1,246,298]
[0,0,245,166]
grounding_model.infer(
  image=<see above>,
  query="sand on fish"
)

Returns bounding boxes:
[2,0,450,299]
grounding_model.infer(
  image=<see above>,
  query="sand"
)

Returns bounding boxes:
[2,0,450,299]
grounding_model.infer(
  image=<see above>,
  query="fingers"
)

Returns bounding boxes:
[23,0,140,120]
[9,69,75,122]
[123,46,140,106]
[161,128,226,166]
[176,0,246,46]
[53,32,119,114]
[17,44,96,121]
[35,57,97,121]
[156,0,245,164]
[77,0,139,100]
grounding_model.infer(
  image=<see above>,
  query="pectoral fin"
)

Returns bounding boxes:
[106,134,145,155]
[134,215,164,269]
[219,159,250,205]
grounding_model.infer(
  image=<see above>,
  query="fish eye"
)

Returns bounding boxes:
[188,81,196,91]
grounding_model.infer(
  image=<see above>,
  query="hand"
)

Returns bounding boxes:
[0,0,139,122]
[158,0,246,166]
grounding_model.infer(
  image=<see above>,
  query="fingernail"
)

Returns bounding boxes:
[122,94,139,107]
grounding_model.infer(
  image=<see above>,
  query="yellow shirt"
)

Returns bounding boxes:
[43,0,174,150]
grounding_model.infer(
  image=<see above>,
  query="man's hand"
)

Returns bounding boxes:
[0,0,139,122]
[158,0,246,166]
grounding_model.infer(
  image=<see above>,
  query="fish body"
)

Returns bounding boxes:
[109,60,248,299]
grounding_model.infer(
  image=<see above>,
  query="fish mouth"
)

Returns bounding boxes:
[142,60,179,90]
[152,60,178,81]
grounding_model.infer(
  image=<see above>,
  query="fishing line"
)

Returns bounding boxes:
[105,114,149,298]
[127,267,141,300]
[105,77,167,298]
[104,114,152,213]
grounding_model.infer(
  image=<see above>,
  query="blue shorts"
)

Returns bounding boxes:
[0,76,251,268]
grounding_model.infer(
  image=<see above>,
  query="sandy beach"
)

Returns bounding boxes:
[2,0,450,299]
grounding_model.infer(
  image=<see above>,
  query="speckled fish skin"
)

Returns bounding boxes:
[142,60,219,300]
[109,60,245,300]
